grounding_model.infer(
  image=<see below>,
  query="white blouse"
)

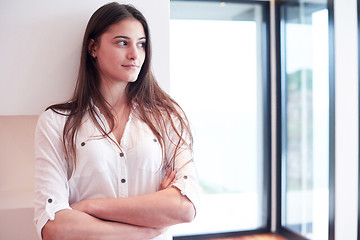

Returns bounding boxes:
[34,105,200,240]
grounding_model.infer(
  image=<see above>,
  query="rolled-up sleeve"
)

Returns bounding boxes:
[171,150,200,214]
[34,110,71,238]
[167,115,200,215]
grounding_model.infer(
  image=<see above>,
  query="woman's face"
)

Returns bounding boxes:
[92,18,146,85]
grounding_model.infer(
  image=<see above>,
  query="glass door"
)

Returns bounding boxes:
[279,1,330,239]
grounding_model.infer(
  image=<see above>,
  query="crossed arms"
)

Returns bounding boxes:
[42,169,196,240]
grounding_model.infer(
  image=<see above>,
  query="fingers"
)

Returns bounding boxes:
[168,170,176,185]
[160,169,177,190]
[164,168,171,178]
[160,169,172,190]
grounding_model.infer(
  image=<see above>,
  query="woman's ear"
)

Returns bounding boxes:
[88,39,97,58]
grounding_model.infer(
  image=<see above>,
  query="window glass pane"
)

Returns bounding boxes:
[280,2,329,239]
[170,1,269,236]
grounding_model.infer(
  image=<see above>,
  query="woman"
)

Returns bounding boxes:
[34,2,199,240]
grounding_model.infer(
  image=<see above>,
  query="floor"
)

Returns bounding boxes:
[209,233,288,240]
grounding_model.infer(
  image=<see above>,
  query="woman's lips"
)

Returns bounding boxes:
[122,64,138,69]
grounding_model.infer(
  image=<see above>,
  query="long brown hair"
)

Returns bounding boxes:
[48,2,192,170]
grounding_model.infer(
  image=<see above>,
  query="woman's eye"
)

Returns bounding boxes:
[138,42,146,48]
[117,41,126,46]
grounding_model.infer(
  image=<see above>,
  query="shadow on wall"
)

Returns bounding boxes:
[0,208,39,240]
[0,116,39,239]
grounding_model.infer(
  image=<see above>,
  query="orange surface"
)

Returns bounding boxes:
[208,233,288,240]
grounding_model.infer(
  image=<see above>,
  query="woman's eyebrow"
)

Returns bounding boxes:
[113,36,146,40]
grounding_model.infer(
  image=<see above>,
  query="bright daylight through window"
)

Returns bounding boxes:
[170,1,270,236]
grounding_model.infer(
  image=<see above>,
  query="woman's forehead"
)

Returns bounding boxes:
[103,18,145,38]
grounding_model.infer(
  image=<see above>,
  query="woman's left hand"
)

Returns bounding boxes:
[160,168,177,190]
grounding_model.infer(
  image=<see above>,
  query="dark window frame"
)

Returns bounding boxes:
[358,0,360,238]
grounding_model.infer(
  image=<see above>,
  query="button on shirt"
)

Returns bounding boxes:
[34,106,200,240]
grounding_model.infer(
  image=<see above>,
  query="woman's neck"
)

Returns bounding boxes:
[99,80,129,112]
[98,80,131,144]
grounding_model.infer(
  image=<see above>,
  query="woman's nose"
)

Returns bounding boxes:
[127,44,139,60]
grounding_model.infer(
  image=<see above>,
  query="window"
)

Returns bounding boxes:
[170,1,270,237]
[278,1,331,239]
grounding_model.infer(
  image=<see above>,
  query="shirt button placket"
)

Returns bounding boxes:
[118,150,128,197]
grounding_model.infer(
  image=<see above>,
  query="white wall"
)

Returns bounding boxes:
[0,0,170,115]
[334,0,359,239]
[0,0,170,239]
